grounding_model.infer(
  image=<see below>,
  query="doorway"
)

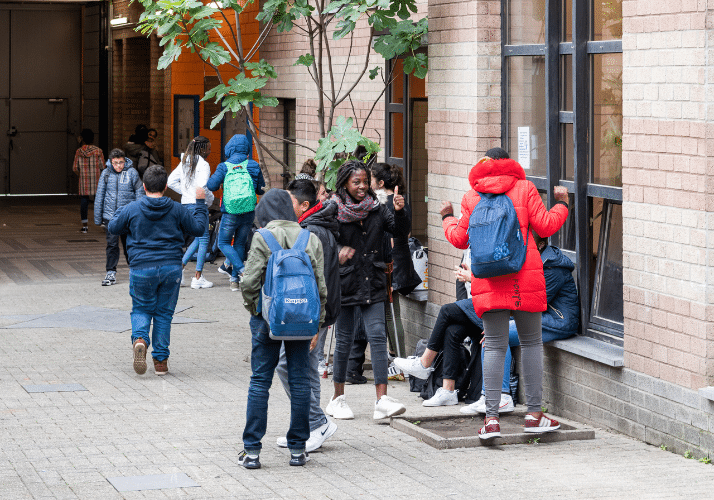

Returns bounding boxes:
[0,4,82,195]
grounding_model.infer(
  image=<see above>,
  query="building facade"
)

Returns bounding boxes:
[105,0,714,457]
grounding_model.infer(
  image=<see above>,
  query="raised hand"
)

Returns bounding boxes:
[393,185,404,211]
[440,200,454,218]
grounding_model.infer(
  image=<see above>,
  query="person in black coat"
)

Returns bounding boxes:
[325,160,411,421]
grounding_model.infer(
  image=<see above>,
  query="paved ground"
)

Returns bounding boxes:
[2,198,714,499]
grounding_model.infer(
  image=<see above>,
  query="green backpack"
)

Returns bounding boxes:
[223,160,256,214]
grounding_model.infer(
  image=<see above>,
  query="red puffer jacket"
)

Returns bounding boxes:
[443,158,569,317]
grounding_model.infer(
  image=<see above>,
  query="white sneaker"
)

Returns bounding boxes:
[325,395,354,420]
[180,269,187,287]
[318,362,333,377]
[191,275,213,289]
[422,387,459,407]
[276,419,338,451]
[392,356,434,380]
[461,393,515,414]
[373,395,406,420]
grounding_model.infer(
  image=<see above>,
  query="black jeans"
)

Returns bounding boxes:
[80,196,91,223]
[105,223,128,272]
[426,302,482,381]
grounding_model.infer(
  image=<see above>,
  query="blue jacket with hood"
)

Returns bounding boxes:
[94,158,144,225]
[206,134,265,213]
[456,245,579,338]
[107,196,207,269]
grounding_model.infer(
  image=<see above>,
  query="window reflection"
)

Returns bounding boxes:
[593,0,623,41]
[591,200,623,326]
[507,56,547,176]
[509,0,546,44]
[592,53,622,186]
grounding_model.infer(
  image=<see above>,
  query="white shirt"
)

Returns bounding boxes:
[168,154,215,207]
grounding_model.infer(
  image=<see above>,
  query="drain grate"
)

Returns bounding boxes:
[391,411,595,449]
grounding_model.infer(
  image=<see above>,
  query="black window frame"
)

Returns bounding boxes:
[501,0,624,345]
[173,94,200,158]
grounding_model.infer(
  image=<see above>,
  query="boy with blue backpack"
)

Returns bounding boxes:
[239,189,327,469]
[206,134,265,291]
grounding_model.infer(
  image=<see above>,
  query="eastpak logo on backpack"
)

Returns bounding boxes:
[257,228,320,340]
[468,191,529,279]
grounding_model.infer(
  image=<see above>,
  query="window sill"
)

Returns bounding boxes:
[547,336,624,367]
[698,387,714,402]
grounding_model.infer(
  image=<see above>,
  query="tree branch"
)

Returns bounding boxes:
[333,30,373,108]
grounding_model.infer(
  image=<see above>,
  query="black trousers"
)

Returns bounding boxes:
[426,302,482,381]
[105,224,128,272]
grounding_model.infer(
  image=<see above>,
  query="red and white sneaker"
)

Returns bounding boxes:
[523,412,560,433]
[478,417,501,440]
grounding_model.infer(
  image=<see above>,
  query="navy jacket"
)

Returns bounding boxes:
[94,159,144,225]
[206,134,265,212]
[456,245,579,337]
[108,197,207,269]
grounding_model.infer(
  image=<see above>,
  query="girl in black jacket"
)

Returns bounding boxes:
[325,160,410,421]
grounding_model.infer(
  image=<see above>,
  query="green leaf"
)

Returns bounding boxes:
[200,42,232,67]
[294,54,315,67]
[245,60,278,79]
[368,66,380,80]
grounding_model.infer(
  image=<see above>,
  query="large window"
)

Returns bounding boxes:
[502,0,623,343]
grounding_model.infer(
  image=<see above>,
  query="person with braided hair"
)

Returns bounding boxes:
[168,136,216,289]
[325,160,410,421]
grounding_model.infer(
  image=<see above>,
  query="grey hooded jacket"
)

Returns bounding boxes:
[94,158,145,225]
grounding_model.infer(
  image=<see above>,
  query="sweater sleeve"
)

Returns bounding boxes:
[247,160,265,194]
[241,232,269,316]
[107,204,130,235]
[167,165,182,195]
[180,199,208,237]
[381,204,410,240]
[133,171,145,198]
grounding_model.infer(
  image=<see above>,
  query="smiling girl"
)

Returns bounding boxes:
[325,160,411,421]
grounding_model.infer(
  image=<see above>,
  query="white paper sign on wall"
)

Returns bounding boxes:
[518,126,531,170]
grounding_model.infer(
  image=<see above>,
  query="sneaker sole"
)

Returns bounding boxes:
[524,424,560,433]
[101,281,115,286]
[373,406,406,420]
[133,343,147,375]
[191,284,214,289]
[325,408,354,420]
[460,406,482,415]
[241,461,261,469]
[478,430,502,440]
[422,399,458,407]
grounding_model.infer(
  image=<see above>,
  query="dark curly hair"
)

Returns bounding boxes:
[371,162,405,192]
[334,160,376,203]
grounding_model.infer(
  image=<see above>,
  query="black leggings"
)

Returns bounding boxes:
[426,302,482,381]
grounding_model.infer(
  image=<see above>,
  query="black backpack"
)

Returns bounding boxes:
[135,149,161,179]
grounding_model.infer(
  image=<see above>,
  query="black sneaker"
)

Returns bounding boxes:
[238,450,261,469]
[289,452,310,466]
[345,372,367,385]
[101,271,116,286]
[80,226,88,234]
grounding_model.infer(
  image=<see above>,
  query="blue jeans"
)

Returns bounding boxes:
[129,264,182,361]
[480,319,577,395]
[242,315,311,455]
[182,204,210,272]
[218,211,254,281]
[276,326,328,432]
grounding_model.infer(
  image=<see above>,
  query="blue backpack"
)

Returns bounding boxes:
[257,228,320,340]
[468,192,529,279]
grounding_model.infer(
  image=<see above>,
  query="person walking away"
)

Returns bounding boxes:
[441,147,569,439]
[94,149,144,286]
[108,166,207,376]
[239,189,327,469]
[273,179,340,452]
[167,136,215,289]
[72,129,104,233]
[326,160,410,421]
[206,134,265,291]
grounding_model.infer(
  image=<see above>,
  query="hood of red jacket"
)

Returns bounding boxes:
[468,158,526,194]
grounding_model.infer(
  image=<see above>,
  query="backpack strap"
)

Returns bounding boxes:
[257,228,284,253]
[293,229,310,252]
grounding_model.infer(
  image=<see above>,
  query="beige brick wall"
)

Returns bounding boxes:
[259,1,428,182]
[621,1,711,388]
[425,0,502,306]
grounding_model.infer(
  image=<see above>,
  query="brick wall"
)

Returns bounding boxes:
[424,0,502,314]
[621,1,710,389]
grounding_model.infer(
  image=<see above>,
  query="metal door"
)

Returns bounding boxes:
[9,99,69,194]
